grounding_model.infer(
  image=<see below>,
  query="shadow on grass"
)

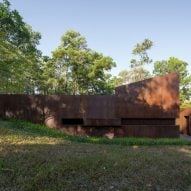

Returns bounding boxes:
[0,141,191,191]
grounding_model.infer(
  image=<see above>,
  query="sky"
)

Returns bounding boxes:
[7,0,191,74]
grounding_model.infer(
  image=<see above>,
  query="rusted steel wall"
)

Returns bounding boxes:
[115,125,179,138]
[0,95,45,123]
[0,73,180,138]
[115,72,179,118]
[177,107,191,135]
[0,95,118,128]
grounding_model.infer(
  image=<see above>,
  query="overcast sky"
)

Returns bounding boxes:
[9,0,191,74]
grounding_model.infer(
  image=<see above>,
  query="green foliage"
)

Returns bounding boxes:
[115,39,153,86]
[43,30,116,95]
[0,0,41,94]
[153,57,191,104]
[130,38,153,68]
[0,2,116,95]
[117,68,151,85]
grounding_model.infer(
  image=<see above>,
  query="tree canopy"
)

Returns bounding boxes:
[115,39,153,86]
[42,30,116,95]
[130,38,153,68]
[153,57,191,103]
[0,0,41,94]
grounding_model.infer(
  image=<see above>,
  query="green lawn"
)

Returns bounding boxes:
[0,119,191,191]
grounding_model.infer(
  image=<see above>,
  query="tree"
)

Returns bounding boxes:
[48,30,116,95]
[130,38,153,68]
[115,39,153,86]
[117,68,151,85]
[0,0,41,94]
[153,57,191,104]
[0,0,41,56]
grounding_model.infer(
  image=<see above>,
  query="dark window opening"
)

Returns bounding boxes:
[121,118,175,125]
[61,118,83,125]
[184,116,190,135]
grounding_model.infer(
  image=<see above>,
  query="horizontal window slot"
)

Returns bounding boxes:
[121,118,175,125]
[62,118,83,125]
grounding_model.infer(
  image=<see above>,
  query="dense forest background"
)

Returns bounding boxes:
[0,0,191,106]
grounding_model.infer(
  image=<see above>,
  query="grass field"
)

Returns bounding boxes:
[0,119,191,191]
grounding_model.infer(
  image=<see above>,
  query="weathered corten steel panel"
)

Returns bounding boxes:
[0,95,45,123]
[121,118,175,125]
[0,95,119,127]
[115,72,179,118]
[43,95,119,127]
[0,73,180,138]
[177,107,191,135]
[58,96,82,118]
[44,95,117,119]
[82,95,120,126]
[82,95,116,119]
[115,125,179,138]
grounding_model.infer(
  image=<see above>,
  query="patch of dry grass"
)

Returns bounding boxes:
[0,120,191,191]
